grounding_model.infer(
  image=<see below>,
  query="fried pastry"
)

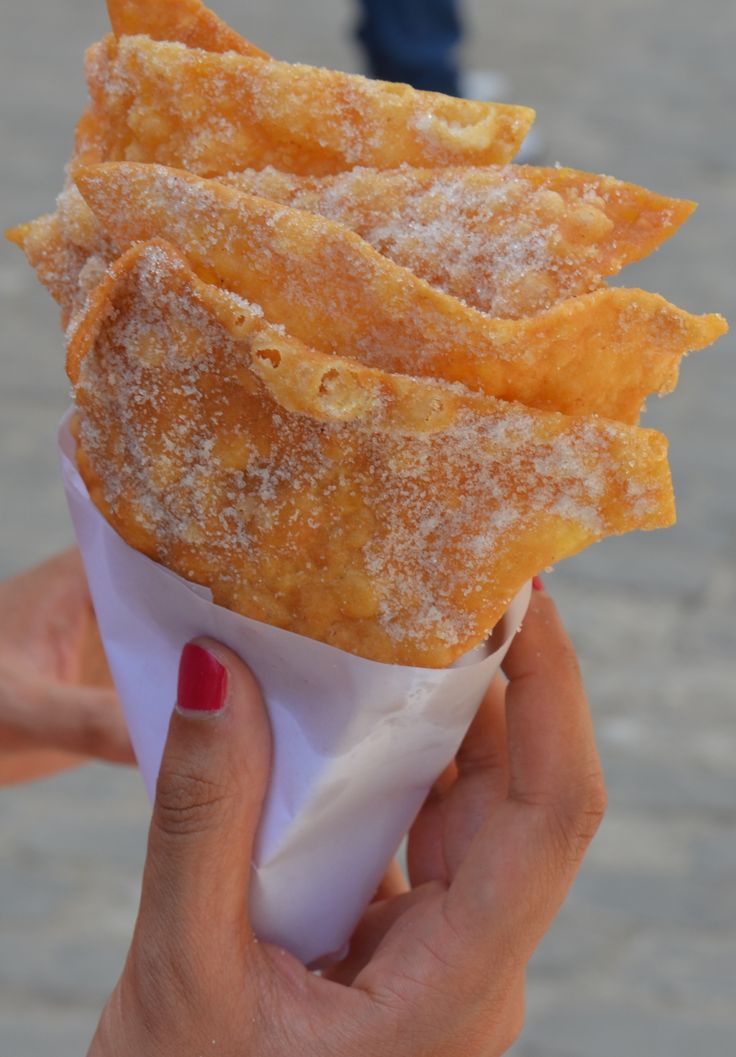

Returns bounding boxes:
[221,164,695,318]
[69,241,675,666]
[73,162,727,424]
[106,0,268,56]
[7,186,118,327]
[6,0,729,671]
[8,156,696,333]
[74,108,108,167]
[7,212,92,329]
[74,0,268,164]
[84,34,535,176]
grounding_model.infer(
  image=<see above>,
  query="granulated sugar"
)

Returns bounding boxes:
[85,35,532,175]
[72,163,722,425]
[70,242,674,666]
[221,164,693,319]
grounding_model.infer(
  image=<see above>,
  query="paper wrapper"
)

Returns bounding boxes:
[59,411,530,964]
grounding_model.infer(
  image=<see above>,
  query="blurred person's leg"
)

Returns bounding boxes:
[356,0,462,95]
[355,0,543,160]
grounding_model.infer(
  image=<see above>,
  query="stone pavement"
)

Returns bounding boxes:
[1,0,735,1053]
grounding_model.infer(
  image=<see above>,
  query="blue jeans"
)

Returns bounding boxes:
[356,0,462,96]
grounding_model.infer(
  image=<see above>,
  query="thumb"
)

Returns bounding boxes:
[137,639,272,948]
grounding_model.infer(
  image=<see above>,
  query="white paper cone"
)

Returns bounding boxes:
[59,411,530,964]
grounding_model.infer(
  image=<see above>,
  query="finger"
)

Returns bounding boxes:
[485,973,526,1056]
[502,586,603,813]
[40,684,134,763]
[445,587,606,965]
[455,672,508,796]
[77,612,114,688]
[408,676,510,888]
[0,747,87,786]
[505,974,526,1053]
[372,857,410,902]
[429,759,457,799]
[137,639,271,947]
[0,548,88,654]
[457,972,526,1057]
[430,674,508,801]
[326,882,442,986]
[416,757,457,832]
[1,677,134,764]
[325,858,409,982]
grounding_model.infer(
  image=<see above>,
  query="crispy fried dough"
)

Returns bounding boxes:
[74,0,268,163]
[221,164,695,317]
[70,241,675,666]
[107,0,268,56]
[74,163,728,423]
[18,154,693,329]
[5,213,100,329]
[74,108,107,167]
[6,189,117,327]
[85,35,535,175]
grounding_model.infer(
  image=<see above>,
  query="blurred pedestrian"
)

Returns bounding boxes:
[355,0,543,160]
[356,0,463,94]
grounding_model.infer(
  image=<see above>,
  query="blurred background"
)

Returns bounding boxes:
[1,0,734,1053]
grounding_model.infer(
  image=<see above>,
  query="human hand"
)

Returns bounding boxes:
[0,549,133,784]
[89,585,605,1056]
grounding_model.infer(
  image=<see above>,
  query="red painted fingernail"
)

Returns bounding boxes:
[532,575,545,592]
[177,643,228,713]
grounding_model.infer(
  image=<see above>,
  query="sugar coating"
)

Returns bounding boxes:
[14,162,703,382]
[73,162,727,425]
[4,9,727,669]
[106,0,269,57]
[84,35,534,177]
[70,242,674,666]
[222,164,693,318]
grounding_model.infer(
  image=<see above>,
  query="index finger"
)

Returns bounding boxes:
[502,586,602,812]
[444,586,606,965]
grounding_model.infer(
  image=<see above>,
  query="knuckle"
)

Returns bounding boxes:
[153,765,233,839]
[583,770,608,825]
[553,769,607,863]
[125,946,212,1047]
[459,742,506,778]
[124,942,195,1038]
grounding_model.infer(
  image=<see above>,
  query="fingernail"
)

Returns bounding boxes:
[177,643,228,714]
[532,575,545,592]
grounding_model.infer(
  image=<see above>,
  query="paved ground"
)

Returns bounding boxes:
[1,0,735,1054]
